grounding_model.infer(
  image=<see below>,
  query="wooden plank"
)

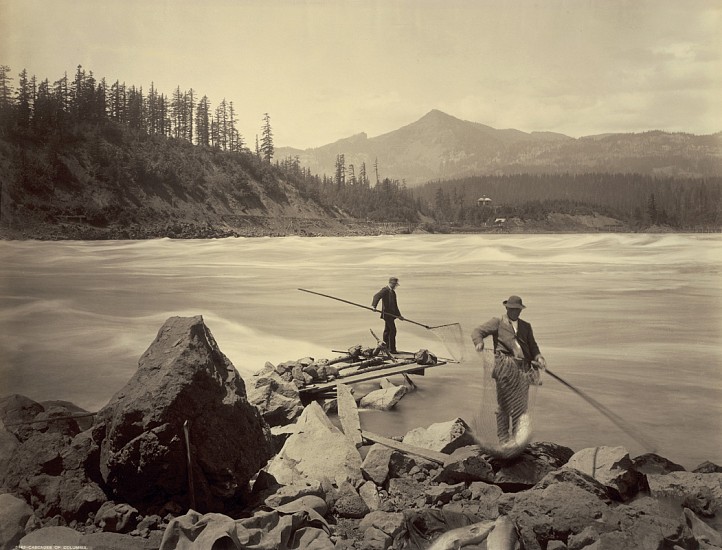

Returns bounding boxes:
[402,372,417,390]
[301,360,446,394]
[336,383,363,448]
[340,358,416,377]
[361,430,449,465]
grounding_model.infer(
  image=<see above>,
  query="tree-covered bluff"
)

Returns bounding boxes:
[0,64,420,239]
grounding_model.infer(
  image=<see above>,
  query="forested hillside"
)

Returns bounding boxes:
[0,65,419,238]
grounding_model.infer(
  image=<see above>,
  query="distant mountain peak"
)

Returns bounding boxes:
[418,109,462,123]
[274,110,720,185]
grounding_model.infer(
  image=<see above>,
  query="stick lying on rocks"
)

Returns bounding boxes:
[361,430,449,465]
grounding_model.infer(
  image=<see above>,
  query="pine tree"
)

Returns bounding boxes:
[187,88,195,143]
[260,112,274,162]
[195,95,210,146]
[335,154,346,188]
[0,65,14,115]
[171,86,184,139]
[647,193,657,224]
[32,78,54,130]
[16,68,31,127]
[359,162,369,187]
[53,72,70,117]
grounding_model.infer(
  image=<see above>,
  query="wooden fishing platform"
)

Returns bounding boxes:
[299,350,447,398]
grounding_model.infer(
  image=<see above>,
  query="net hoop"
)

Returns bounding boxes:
[429,322,466,362]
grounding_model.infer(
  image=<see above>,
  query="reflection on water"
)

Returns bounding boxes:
[1,233,720,469]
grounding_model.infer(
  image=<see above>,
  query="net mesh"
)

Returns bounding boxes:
[470,348,541,458]
[429,323,466,362]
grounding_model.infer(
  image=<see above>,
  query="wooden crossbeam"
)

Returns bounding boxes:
[300,360,446,394]
[361,430,449,465]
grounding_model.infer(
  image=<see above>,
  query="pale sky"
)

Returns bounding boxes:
[2,0,720,148]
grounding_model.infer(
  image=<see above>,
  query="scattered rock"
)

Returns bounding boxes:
[31,406,81,437]
[533,467,614,503]
[693,460,722,473]
[263,480,324,508]
[361,526,392,550]
[632,452,686,475]
[333,481,370,519]
[358,481,383,511]
[0,493,34,550]
[94,501,140,533]
[246,362,304,427]
[402,418,476,454]
[425,482,466,505]
[682,507,722,547]
[566,446,646,501]
[0,394,44,442]
[507,478,614,550]
[434,445,494,484]
[359,510,406,538]
[359,383,407,410]
[647,471,722,519]
[265,402,364,487]
[493,442,574,492]
[19,526,83,547]
[362,444,394,486]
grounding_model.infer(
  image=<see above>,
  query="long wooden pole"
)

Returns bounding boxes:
[545,368,657,453]
[299,288,457,329]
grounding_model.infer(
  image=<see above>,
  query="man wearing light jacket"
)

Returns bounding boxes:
[471,295,546,446]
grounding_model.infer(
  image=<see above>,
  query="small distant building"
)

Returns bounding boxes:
[494,217,507,224]
[477,196,493,206]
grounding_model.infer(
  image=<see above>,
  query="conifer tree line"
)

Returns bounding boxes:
[276,151,419,222]
[0,65,271,157]
[418,173,721,229]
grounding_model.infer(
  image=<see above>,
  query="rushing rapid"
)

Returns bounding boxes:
[1,233,720,469]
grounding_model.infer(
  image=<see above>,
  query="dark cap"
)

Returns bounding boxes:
[503,295,525,309]
[389,277,400,285]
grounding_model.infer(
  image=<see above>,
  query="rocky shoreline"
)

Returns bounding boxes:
[2,213,701,241]
[1,316,720,549]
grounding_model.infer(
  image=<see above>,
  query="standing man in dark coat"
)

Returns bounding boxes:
[372,277,404,353]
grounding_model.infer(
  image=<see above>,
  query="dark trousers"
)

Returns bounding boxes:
[382,318,398,352]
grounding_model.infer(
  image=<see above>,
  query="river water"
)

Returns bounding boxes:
[1,234,720,470]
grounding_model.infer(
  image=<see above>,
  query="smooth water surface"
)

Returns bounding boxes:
[1,234,720,469]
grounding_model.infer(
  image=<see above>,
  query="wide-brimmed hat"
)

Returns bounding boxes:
[503,295,525,309]
[389,277,400,285]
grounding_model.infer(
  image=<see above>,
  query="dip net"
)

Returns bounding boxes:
[470,348,542,458]
[428,322,466,362]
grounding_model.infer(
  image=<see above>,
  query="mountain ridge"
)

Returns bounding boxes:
[277,110,722,185]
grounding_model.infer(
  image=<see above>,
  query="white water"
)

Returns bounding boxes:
[1,234,720,469]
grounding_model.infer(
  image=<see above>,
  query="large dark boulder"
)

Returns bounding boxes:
[93,316,274,514]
